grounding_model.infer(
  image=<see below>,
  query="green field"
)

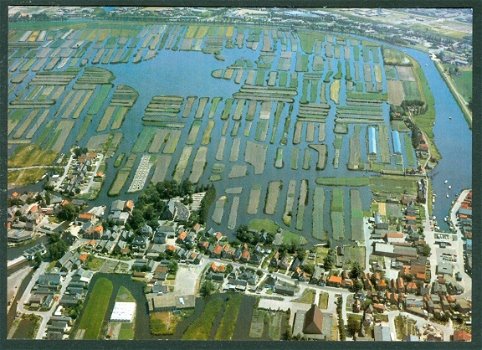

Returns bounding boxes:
[76,277,113,339]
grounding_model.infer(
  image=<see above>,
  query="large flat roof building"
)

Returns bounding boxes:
[110,302,136,322]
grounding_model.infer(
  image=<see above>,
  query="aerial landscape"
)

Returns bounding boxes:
[5,7,472,343]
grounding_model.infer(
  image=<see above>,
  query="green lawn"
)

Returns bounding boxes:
[248,218,307,245]
[452,70,472,102]
[214,294,243,340]
[294,288,316,304]
[318,292,329,309]
[116,286,135,302]
[77,277,113,339]
[85,256,105,271]
[118,322,135,340]
[182,296,224,340]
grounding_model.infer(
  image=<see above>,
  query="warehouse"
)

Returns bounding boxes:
[110,302,136,322]
[368,126,377,155]
[391,130,402,154]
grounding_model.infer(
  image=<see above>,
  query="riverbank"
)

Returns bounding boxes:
[434,60,472,129]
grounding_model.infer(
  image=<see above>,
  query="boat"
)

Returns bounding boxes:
[444,216,448,222]
[449,116,452,120]
[448,185,452,189]
[446,194,450,198]
[444,180,448,184]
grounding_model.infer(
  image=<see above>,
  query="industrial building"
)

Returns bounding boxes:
[110,302,136,322]
[392,130,402,154]
[368,126,377,155]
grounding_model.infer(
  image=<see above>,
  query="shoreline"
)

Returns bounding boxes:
[434,60,472,129]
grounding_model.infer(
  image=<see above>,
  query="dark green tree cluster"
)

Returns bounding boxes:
[235,225,275,246]
[200,280,216,297]
[48,234,68,260]
[323,248,337,270]
[56,203,78,222]
[198,185,216,224]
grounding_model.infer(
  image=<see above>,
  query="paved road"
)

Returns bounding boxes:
[449,189,472,298]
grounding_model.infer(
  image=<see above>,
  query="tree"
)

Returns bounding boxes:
[303,263,315,275]
[33,253,43,268]
[347,317,361,339]
[323,249,336,270]
[226,264,233,274]
[350,262,363,280]
[419,243,431,257]
[296,248,306,260]
[168,260,178,274]
[57,203,77,221]
[48,237,67,260]
[200,280,216,297]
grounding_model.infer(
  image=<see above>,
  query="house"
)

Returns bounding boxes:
[374,325,392,341]
[211,244,223,258]
[240,249,251,262]
[453,330,472,342]
[148,294,196,312]
[327,275,342,287]
[303,304,323,334]
[131,235,148,251]
[274,283,296,296]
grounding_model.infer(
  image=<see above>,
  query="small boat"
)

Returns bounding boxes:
[432,216,436,220]
[446,194,450,198]
[449,116,452,120]
[444,180,448,184]
[448,185,452,189]
[444,216,448,222]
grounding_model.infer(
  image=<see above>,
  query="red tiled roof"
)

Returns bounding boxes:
[178,231,187,240]
[213,245,223,255]
[453,330,472,342]
[328,275,342,284]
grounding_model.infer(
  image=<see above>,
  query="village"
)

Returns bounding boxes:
[7,179,472,341]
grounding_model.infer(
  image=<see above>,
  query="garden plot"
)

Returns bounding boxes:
[148,129,170,153]
[150,155,172,183]
[247,184,262,215]
[296,180,308,231]
[183,96,197,118]
[221,99,234,120]
[11,109,39,139]
[201,120,215,145]
[227,196,240,230]
[306,122,315,142]
[210,163,225,182]
[275,148,284,168]
[387,80,405,106]
[378,125,391,163]
[173,146,193,182]
[229,138,241,162]
[350,189,364,241]
[331,188,345,241]
[290,147,299,170]
[308,144,328,170]
[216,137,226,161]
[195,97,209,119]
[283,180,297,226]
[132,128,157,153]
[228,165,247,179]
[207,97,222,119]
[212,196,227,224]
[312,186,327,240]
[143,95,184,124]
[109,154,136,196]
[189,146,207,183]
[24,109,49,139]
[128,154,152,193]
[293,121,302,144]
[348,126,361,170]
[330,80,340,104]
[234,85,297,103]
[396,65,416,81]
[265,181,282,215]
[49,120,74,152]
[245,141,267,174]
[233,99,245,120]
[255,119,269,142]
[297,103,330,121]
[402,81,421,100]
[186,120,202,145]
[302,149,311,170]
[163,130,182,154]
